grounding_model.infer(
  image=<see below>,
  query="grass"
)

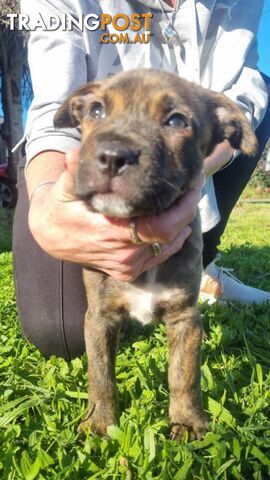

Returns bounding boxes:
[0,209,13,254]
[0,203,270,479]
[240,185,270,200]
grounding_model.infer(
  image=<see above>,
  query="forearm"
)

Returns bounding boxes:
[26,151,66,199]
[203,140,234,177]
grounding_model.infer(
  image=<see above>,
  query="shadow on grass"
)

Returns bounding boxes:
[0,208,13,253]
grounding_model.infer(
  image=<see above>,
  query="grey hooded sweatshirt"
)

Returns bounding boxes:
[21,0,268,232]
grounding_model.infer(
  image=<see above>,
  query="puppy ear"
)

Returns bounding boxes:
[54,82,101,128]
[207,91,258,156]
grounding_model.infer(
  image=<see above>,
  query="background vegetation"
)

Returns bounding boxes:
[242,142,270,198]
[0,196,269,479]
[0,0,31,176]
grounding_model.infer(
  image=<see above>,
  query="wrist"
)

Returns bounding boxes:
[28,183,55,242]
[26,150,65,197]
[29,181,56,206]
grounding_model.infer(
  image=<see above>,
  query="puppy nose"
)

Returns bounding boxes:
[96,143,139,176]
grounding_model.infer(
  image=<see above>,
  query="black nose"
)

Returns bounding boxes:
[96,142,140,176]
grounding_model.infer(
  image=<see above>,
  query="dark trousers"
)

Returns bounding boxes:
[13,76,270,360]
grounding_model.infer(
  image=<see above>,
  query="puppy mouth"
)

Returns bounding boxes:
[77,181,187,218]
[74,152,197,218]
[89,193,138,218]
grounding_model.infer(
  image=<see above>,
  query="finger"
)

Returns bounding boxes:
[102,174,205,244]
[72,187,197,247]
[60,148,80,199]
[101,226,192,281]
[93,243,151,281]
[141,226,192,272]
[137,187,200,244]
[65,148,80,175]
[56,156,134,236]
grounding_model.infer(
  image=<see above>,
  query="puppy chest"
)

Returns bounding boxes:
[121,284,180,325]
[127,289,156,325]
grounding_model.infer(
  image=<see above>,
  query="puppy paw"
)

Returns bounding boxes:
[78,404,118,437]
[170,415,209,441]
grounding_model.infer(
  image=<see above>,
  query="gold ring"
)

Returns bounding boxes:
[151,242,162,257]
[129,219,143,245]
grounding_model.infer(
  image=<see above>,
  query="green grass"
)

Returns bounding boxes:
[0,204,269,480]
[0,209,13,254]
[240,185,270,200]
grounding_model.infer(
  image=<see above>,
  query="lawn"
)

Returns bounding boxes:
[0,203,269,480]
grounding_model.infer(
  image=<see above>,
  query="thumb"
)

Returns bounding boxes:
[60,148,80,198]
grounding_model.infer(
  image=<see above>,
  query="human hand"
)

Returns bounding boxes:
[28,149,204,282]
[203,140,234,176]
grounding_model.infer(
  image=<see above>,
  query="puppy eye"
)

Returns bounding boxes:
[165,113,188,128]
[90,103,106,119]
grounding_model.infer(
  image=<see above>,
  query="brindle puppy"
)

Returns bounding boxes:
[54,69,257,440]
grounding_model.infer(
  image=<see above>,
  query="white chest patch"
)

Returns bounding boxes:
[122,269,179,325]
[128,289,155,325]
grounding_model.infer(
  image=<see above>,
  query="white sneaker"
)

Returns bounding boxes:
[200,257,270,305]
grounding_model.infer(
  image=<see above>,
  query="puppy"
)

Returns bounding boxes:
[54,69,257,440]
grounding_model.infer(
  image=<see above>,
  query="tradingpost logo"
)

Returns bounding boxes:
[7,13,153,44]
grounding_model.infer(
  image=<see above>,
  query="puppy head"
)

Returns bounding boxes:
[54,69,257,218]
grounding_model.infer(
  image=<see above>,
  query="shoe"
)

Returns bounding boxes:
[200,256,270,305]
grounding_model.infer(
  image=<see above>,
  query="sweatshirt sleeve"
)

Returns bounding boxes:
[200,0,268,130]
[223,38,268,130]
[21,0,87,164]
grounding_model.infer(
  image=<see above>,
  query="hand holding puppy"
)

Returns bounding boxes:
[28,148,202,282]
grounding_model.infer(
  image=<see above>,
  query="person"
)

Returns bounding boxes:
[13,0,270,360]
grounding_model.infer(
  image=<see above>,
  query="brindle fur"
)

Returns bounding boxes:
[54,69,257,440]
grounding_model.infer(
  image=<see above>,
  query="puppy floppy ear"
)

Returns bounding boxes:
[54,82,101,128]
[206,91,258,156]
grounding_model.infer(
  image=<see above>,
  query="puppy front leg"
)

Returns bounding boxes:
[80,310,121,436]
[165,309,208,441]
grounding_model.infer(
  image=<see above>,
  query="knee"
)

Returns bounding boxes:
[18,306,85,360]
